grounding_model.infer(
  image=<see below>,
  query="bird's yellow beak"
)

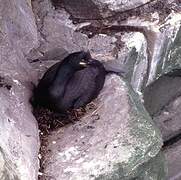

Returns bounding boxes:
[79,61,88,67]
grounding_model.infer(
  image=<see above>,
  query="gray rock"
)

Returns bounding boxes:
[147,13,181,85]
[162,25,181,74]
[154,96,181,141]
[0,79,39,180]
[143,19,181,142]
[57,0,102,19]
[164,140,181,180]
[0,0,38,56]
[88,31,148,93]
[144,75,181,116]
[0,148,20,180]
[94,0,152,15]
[88,34,117,61]
[32,2,88,54]
[31,1,117,58]
[119,32,148,93]
[43,75,163,180]
[144,74,181,141]
[55,0,151,19]
[0,0,40,179]
[135,151,167,180]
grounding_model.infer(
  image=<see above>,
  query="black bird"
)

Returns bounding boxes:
[33,51,106,113]
[60,59,106,110]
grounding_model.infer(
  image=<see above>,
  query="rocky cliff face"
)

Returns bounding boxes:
[0,0,39,179]
[0,0,180,179]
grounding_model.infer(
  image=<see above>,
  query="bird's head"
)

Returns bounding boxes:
[66,51,92,70]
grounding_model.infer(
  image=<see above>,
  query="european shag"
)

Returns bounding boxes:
[33,51,107,112]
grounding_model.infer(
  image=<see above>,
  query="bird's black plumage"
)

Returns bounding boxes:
[33,51,106,113]
[61,59,106,110]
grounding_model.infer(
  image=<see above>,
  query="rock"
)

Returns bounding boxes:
[56,0,102,19]
[143,21,181,142]
[87,34,117,61]
[52,0,151,19]
[135,151,167,180]
[31,0,88,54]
[162,25,181,74]
[154,96,181,142]
[164,140,181,180]
[147,12,181,85]
[144,75,181,117]
[144,71,181,141]
[0,79,39,180]
[0,0,40,179]
[0,0,38,56]
[94,0,152,13]
[89,31,148,93]
[40,10,88,52]
[43,75,163,180]
[143,73,181,142]
[119,32,148,92]
[0,149,19,180]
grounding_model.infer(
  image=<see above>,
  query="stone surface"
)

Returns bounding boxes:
[94,0,152,14]
[143,73,181,142]
[31,0,116,58]
[43,75,163,180]
[120,32,148,92]
[163,25,181,74]
[0,0,40,179]
[154,95,181,142]
[147,13,181,85]
[55,0,102,19]
[164,140,181,180]
[52,0,151,19]
[144,75,181,117]
[135,151,167,180]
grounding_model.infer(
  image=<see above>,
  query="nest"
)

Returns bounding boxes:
[33,103,97,180]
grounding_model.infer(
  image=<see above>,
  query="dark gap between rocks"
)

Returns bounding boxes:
[0,76,12,90]
[32,103,97,180]
[163,132,181,148]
